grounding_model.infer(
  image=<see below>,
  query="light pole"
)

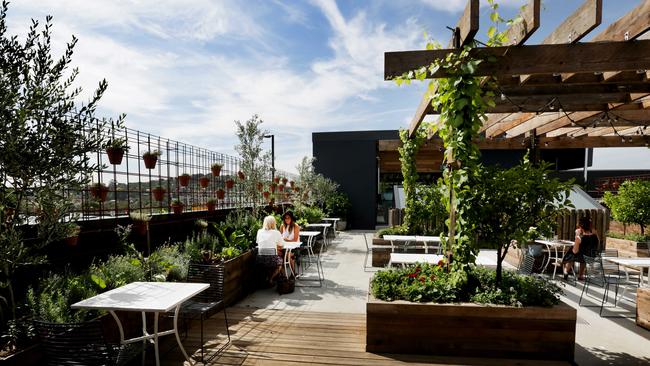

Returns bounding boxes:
[264,134,275,183]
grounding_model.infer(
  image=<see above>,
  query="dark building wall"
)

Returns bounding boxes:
[313,130,398,230]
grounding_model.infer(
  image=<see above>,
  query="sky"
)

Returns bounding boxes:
[5,0,650,173]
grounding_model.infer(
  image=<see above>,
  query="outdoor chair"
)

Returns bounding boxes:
[517,252,536,275]
[579,254,639,317]
[34,319,141,366]
[298,233,324,286]
[180,263,230,363]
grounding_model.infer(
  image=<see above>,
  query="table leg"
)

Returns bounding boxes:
[173,304,194,364]
[109,310,125,344]
[153,312,160,366]
[141,312,147,366]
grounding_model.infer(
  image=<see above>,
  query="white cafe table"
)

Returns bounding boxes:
[71,281,209,366]
[281,240,303,278]
[389,253,444,266]
[306,223,333,247]
[604,257,650,287]
[322,218,340,237]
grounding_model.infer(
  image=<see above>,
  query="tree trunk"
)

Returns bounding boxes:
[495,245,503,287]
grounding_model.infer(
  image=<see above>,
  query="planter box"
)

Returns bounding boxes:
[606,237,649,258]
[223,250,256,306]
[366,293,576,361]
[371,237,392,267]
[638,288,650,331]
[0,344,42,366]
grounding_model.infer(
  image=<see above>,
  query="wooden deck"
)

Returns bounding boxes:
[157,306,572,366]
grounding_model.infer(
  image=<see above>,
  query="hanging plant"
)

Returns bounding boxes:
[257,182,264,192]
[278,184,285,192]
[289,180,295,188]
[171,200,184,215]
[178,174,191,187]
[199,176,210,188]
[143,150,161,169]
[151,186,166,201]
[262,191,270,199]
[238,171,245,180]
[269,182,277,193]
[211,163,223,177]
[281,177,288,185]
[273,177,280,184]
[225,179,235,189]
[206,199,217,212]
[105,137,128,165]
[216,188,226,199]
[89,183,109,202]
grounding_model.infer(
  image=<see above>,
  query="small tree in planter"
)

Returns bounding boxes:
[211,163,223,177]
[234,114,272,212]
[199,176,210,188]
[604,180,650,235]
[104,137,129,165]
[206,199,217,212]
[89,183,109,202]
[325,192,352,229]
[216,189,226,200]
[142,150,161,169]
[171,200,184,215]
[151,186,166,201]
[178,174,191,187]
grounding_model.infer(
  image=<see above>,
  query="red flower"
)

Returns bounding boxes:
[407,273,417,279]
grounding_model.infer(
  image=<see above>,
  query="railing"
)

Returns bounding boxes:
[70,123,296,221]
[593,174,650,195]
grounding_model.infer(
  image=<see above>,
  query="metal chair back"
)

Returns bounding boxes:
[517,253,535,275]
[186,263,225,304]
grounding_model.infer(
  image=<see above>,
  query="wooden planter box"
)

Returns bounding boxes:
[0,344,43,366]
[606,237,649,258]
[223,250,256,306]
[372,237,392,267]
[366,293,577,361]
[638,288,650,330]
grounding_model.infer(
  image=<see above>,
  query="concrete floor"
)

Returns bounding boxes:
[238,230,650,365]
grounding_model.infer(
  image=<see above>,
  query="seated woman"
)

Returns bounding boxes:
[562,216,599,281]
[256,215,284,286]
[279,211,300,272]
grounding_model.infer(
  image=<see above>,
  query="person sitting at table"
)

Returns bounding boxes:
[562,216,599,281]
[280,210,299,272]
[256,215,284,286]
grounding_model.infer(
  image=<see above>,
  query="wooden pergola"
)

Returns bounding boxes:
[380,0,650,173]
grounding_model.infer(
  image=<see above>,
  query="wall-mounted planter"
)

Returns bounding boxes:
[199,177,210,188]
[105,147,124,165]
[142,154,158,169]
[151,187,166,201]
[171,202,184,215]
[178,174,191,187]
[211,164,222,177]
[217,189,226,199]
[225,180,234,189]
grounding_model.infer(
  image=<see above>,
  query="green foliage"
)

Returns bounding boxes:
[398,126,426,231]
[148,245,190,282]
[603,180,650,235]
[293,204,324,224]
[183,233,221,263]
[371,265,561,307]
[215,226,249,252]
[220,246,242,260]
[234,114,271,208]
[324,192,351,219]
[26,274,99,323]
[409,183,447,235]
[376,225,409,238]
[90,255,147,290]
[222,209,261,246]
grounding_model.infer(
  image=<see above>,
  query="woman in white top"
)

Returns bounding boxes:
[279,211,300,242]
[256,216,283,285]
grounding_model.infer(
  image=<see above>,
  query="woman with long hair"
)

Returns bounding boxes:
[280,210,300,242]
[562,216,599,280]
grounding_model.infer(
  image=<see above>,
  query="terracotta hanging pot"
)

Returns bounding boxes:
[143,153,158,169]
[211,164,222,177]
[281,177,288,185]
[238,171,245,180]
[178,174,191,187]
[65,235,79,247]
[226,179,234,189]
[289,180,295,188]
[262,191,270,199]
[106,147,124,165]
[269,183,277,193]
[152,187,166,201]
[171,201,184,215]
[273,177,280,184]
[217,189,226,199]
[206,200,216,212]
[90,184,109,202]
[257,182,264,192]
[278,184,285,192]
[199,177,210,188]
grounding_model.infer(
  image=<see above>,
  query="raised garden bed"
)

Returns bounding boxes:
[366,292,576,361]
[223,250,256,306]
[638,288,650,331]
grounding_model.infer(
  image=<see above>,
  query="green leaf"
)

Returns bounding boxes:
[90,274,106,289]
[487,26,497,40]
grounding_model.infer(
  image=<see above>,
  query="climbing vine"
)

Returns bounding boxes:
[398,125,426,232]
[395,0,520,273]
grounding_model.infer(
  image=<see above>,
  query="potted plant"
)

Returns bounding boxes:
[289,180,295,188]
[104,137,128,165]
[269,182,277,193]
[64,223,81,246]
[89,183,109,202]
[262,191,270,200]
[206,199,217,212]
[151,186,166,201]
[237,171,245,180]
[216,189,226,199]
[278,184,285,192]
[171,200,184,215]
[178,173,191,187]
[293,186,300,193]
[199,176,210,188]
[273,177,280,184]
[225,179,234,190]
[142,150,161,169]
[130,211,151,236]
[211,163,223,177]
[256,182,264,192]
[281,177,288,185]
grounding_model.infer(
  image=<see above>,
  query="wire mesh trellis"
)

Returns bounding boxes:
[73,124,297,221]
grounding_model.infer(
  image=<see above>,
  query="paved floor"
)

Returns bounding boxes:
[234,231,650,365]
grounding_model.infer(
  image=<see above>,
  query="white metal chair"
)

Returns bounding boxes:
[363,233,381,271]
[298,233,324,286]
[579,254,639,317]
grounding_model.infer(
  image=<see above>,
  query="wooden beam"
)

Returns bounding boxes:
[385,39,650,80]
[546,127,583,138]
[405,0,540,138]
[563,1,650,83]
[538,135,650,148]
[454,0,480,47]
[503,0,541,45]
[501,112,564,138]
[521,0,602,84]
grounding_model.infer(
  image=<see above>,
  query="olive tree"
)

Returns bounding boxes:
[234,114,271,209]
[0,1,119,320]
[604,180,650,235]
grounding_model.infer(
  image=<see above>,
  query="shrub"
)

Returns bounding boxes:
[149,244,190,282]
[27,274,99,323]
[293,204,324,224]
[604,180,650,235]
[90,255,146,290]
[324,192,351,220]
[183,233,221,263]
[376,225,409,238]
[222,209,260,246]
[606,231,650,242]
[371,265,562,308]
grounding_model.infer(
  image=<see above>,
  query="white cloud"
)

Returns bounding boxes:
[419,0,527,13]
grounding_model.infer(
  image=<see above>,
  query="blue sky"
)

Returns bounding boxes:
[6,0,649,172]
